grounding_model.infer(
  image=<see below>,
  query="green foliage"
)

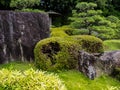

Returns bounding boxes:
[72,35,104,53]
[112,68,120,81]
[103,40,120,51]
[58,70,120,90]
[50,27,69,37]
[16,8,45,13]
[34,37,80,71]
[0,68,66,90]
[70,2,119,40]
[34,34,103,71]
[10,0,40,10]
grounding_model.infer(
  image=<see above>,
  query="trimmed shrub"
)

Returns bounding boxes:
[50,27,69,37]
[50,26,75,37]
[51,26,91,37]
[34,37,81,71]
[71,35,104,53]
[0,68,66,90]
[34,35,103,71]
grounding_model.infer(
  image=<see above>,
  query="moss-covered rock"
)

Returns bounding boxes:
[34,37,81,71]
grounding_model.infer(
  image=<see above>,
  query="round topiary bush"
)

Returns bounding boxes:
[71,35,104,53]
[0,68,66,90]
[34,37,81,71]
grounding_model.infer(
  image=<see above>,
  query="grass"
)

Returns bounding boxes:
[0,61,36,71]
[0,61,120,90]
[58,70,120,90]
[103,40,120,51]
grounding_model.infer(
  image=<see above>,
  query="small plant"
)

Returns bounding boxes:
[0,68,66,90]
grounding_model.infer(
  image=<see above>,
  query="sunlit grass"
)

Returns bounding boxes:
[58,70,120,90]
[104,40,120,51]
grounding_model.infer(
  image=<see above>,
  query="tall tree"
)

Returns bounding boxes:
[70,2,117,40]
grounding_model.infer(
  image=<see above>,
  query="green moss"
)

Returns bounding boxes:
[34,37,81,71]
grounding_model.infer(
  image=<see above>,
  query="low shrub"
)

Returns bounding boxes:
[50,26,76,37]
[51,26,90,37]
[50,27,69,37]
[34,37,81,71]
[0,68,66,90]
[34,35,103,71]
[71,35,104,53]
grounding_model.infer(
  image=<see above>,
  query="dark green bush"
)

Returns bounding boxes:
[71,35,104,53]
[34,37,81,71]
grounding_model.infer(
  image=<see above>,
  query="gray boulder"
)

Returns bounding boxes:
[78,50,120,79]
[0,11,50,63]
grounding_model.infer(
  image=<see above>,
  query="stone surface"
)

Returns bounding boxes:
[78,51,96,79]
[0,10,50,63]
[78,50,120,79]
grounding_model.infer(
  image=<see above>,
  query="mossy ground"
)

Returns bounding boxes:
[0,61,120,90]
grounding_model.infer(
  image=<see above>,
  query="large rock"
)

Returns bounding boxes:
[78,50,120,79]
[0,11,50,63]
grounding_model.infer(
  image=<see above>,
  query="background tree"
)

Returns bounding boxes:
[0,0,11,9]
[70,2,118,40]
